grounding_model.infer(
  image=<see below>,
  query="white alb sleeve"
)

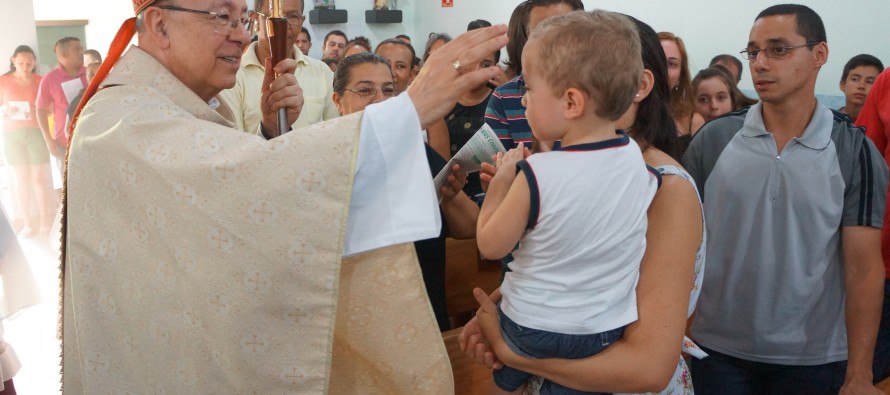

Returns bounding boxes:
[342,93,442,256]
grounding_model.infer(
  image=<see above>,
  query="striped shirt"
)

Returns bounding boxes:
[485,75,531,150]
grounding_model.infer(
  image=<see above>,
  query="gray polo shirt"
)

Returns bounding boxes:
[683,102,888,365]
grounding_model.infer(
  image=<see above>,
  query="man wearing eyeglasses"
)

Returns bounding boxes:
[60,0,508,393]
[220,0,338,132]
[684,4,887,394]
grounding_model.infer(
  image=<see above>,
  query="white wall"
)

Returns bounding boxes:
[26,0,418,64]
[0,0,39,72]
[31,0,132,60]
[13,0,890,97]
[302,1,417,60]
[412,0,890,97]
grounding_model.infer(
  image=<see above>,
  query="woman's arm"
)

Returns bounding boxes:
[438,164,479,239]
[427,119,452,160]
[442,192,479,239]
[471,173,702,393]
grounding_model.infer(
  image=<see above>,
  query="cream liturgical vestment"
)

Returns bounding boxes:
[62,46,454,394]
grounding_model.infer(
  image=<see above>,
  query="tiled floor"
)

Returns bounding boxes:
[6,233,62,394]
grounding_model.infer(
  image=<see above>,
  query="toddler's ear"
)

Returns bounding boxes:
[563,87,586,120]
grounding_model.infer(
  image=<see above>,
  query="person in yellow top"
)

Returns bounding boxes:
[220,0,338,132]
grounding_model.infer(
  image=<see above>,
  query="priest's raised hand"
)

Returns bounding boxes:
[408,25,508,130]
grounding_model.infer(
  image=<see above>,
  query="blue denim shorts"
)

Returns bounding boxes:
[493,307,625,394]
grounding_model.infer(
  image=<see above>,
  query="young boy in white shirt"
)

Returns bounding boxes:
[477,10,659,394]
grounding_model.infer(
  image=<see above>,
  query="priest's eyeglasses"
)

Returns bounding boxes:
[156,5,254,35]
[253,11,306,28]
[344,85,399,99]
[739,42,819,60]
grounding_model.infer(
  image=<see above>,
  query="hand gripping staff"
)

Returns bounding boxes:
[267,0,290,135]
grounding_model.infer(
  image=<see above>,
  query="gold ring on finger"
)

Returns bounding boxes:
[452,59,464,72]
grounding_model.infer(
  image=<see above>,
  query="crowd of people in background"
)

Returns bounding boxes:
[3,0,890,394]
[0,37,105,239]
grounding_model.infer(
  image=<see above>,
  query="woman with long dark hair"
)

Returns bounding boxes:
[463,15,704,395]
[502,3,529,79]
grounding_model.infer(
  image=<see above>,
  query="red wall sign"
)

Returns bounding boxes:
[442,0,453,7]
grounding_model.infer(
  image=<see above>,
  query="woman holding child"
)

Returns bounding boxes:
[464,12,704,395]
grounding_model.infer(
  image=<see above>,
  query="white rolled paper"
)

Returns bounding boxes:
[433,123,506,200]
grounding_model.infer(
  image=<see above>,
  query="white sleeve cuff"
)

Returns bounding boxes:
[343,93,442,256]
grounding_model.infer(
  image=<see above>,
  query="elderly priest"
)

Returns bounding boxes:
[60,0,507,393]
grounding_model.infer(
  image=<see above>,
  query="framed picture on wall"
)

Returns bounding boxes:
[442,0,453,8]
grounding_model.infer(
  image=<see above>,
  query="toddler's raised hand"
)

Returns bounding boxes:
[495,143,526,175]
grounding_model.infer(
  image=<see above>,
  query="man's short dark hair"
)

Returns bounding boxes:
[54,37,80,51]
[709,54,743,82]
[525,0,584,12]
[755,4,826,45]
[421,33,452,64]
[254,0,305,14]
[84,49,102,63]
[395,34,411,41]
[841,54,885,82]
[324,30,347,46]
[467,19,492,31]
[299,27,311,42]
[375,39,417,68]
[344,36,372,55]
